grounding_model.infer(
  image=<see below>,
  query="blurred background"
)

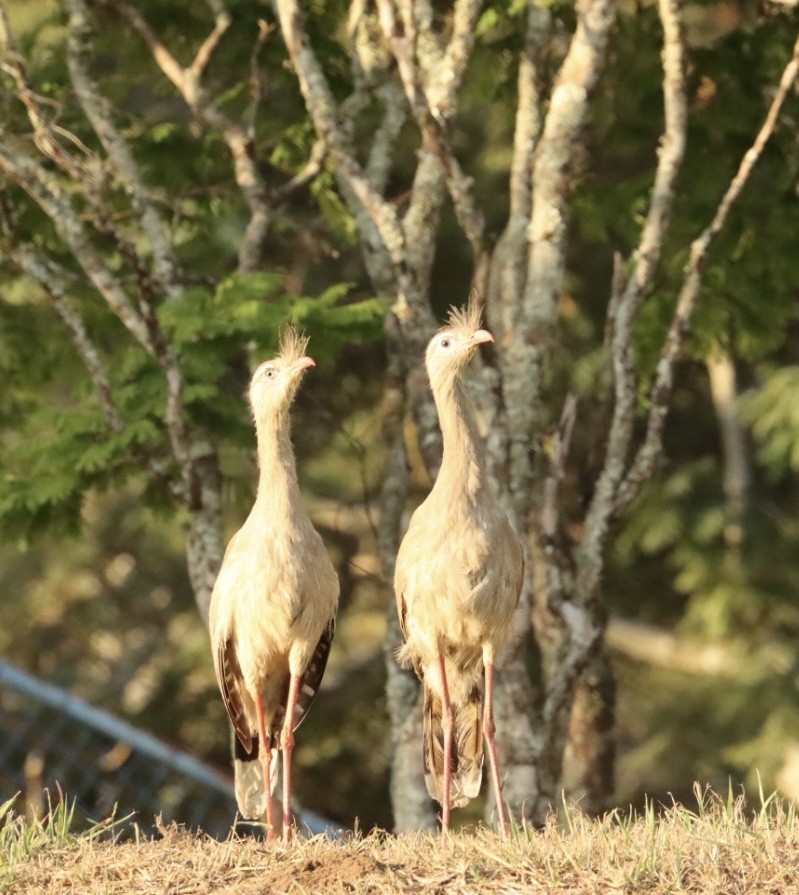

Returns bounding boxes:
[3,0,799,833]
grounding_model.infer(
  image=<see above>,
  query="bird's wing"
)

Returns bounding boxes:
[273,615,336,735]
[398,591,409,640]
[216,636,254,755]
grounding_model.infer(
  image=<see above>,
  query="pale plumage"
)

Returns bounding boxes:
[209,327,339,842]
[395,304,524,837]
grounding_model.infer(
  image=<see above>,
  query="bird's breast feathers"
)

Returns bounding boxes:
[209,523,338,648]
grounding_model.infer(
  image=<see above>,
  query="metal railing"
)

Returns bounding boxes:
[0,659,332,838]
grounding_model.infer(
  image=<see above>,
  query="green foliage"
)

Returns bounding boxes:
[5,0,799,831]
[739,367,799,478]
[573,8,799,381]
[0,266,384,541]
[311,168,360,246]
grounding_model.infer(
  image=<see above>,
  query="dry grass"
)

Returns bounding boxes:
[4,788,799,894]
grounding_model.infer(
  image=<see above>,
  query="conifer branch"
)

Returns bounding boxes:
[0,143,152,349]
[0,196,178,494]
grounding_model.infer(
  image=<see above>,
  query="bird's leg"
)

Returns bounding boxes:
[280,672,303,844]
[437,654,455,841]
[483,658,509,838]
[255,694,276,842]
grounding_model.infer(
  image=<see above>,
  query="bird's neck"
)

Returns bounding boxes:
[433,377,486,497]
[254,410,302,512]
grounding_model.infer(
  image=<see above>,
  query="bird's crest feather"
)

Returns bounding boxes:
[278,324,310,366]
[443,298,484,340]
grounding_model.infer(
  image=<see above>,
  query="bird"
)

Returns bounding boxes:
[208,326,339,842]
[394,302,524,838]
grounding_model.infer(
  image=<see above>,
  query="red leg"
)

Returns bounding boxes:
[437,654,454,842]
[280,672,303,844]
[255,694,276,841]
[484,661,509,838]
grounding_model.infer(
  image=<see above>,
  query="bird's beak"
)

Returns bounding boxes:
[470,329,494,345]
[292,356,316,373]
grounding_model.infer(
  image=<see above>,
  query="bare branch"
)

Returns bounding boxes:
[618,27,799,512]
[429,0,483,121]
[0,5,86,181]
[576,0,687,598]
[365,82,408,194]
[0,144,152,348]
[273,0,422,308]
[4,0,185,310]
[189,7,231,80]
[0,194,181,495]
[92,0,274,272]
[90,0,184,94]
[60,0,200,487]
[509,4,551,222]
[606,617,794,678]
[66,0,182,299]
[271,138,326,204]
[375,0,486,254]
[245,19,274,138]
[4,250,123,433]
[486,4,551,363]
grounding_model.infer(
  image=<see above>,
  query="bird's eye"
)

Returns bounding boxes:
[440,337,451,349]
[262,366,276,379]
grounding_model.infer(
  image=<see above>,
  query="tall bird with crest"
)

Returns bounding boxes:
[394,302,524,838]
[209,327,339,842]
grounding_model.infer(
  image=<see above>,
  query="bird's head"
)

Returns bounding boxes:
[425,302,494,388]
[249,325,315,420]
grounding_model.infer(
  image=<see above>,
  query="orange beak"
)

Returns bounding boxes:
[471,329,494,345]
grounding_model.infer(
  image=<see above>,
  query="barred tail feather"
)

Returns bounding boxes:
[233,733,279,819]
[423,684,484,809]
[452,690,484,807]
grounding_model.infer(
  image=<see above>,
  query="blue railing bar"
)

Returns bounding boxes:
[0,658,231,796]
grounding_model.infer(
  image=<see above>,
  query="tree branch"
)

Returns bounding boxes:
[378,314,436,832]
[522,0,615,333]
[92,0,274,273]
[706,353,749,542]
[502,0,614,525]
[576,0,687,600]
[275,0,420,295]
[617,27,799,512]
[66,0,182,299]
[487,4,551,351]
[375,0,486,255]
[0,143,152,349]
[0,193,180,495]
[541,394,577,542]
[63,0,200,494]
[189,6,231,80]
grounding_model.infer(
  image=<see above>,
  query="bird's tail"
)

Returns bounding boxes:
[423,683,483,808]
[233,732,279,820]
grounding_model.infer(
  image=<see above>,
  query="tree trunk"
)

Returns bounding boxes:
[706,352,749,545]
[378,315,437,831]
[184,441,225,627]
[562,647,616,815]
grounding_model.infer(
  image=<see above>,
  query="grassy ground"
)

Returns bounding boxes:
[3,788,799,894]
